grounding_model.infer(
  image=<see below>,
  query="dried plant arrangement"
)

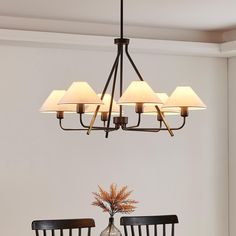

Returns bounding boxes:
[92,183,138,217]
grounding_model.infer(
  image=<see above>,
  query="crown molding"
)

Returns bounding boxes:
[0,15,224,43]
[221,41,236,57]
[1,15,236,43]
[222,29,236,42]
[0,28,236,58]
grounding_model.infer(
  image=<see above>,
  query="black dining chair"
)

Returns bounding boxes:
[32,218,95,236]
[120,215,178,236]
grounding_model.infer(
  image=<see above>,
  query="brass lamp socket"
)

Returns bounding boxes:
[56,111,64,119]
[101,112,108,122]
[181,107,189,117]
[135,103,144,113]
[76,104,85,114]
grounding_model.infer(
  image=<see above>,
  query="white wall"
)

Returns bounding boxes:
[0,42,228,236]
[229,57,236,236]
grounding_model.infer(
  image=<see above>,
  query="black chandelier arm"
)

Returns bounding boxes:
[124,113,141,128]
[59,119,87,131]
[125,44,174,137]
[169,116,186,131]
[124,41,174,137]
[160,116,186,131]
[122,126,161,133]
[125,45,144,81]
[79,113,90,128]
[105,55,119,138]
[87,52,121,135]
[59,118,118,132]
[122,117,186,132]
[79,113,118,131]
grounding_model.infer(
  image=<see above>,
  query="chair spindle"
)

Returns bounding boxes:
[131,225,135,236]
[171,224,174,236]
[154,225,157,236]
[138,225,142,236]
[146,225,149,236]
[88,227,91,236]
[124,225,128,236]
[163,224,166,236]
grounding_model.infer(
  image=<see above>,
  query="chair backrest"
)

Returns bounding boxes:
[120,215,178,236]
[32,218,95,236]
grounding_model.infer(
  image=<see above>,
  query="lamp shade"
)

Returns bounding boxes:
[143,93,180,115]
[118,81,163,105]
[85,94,119,114]
[163,86,206,110]
[40,90,76,112]
[59,82,103,105]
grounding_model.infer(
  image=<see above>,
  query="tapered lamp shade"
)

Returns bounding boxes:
[163,86,206,110]
[85,94,119,114]
[59,82,103,105]
[143,93,180,115]
[118,81,163,105]
[40,90,76,112]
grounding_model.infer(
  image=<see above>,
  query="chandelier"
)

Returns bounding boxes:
[40,0,206,138]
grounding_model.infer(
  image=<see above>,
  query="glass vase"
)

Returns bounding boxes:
[100,217,122,236]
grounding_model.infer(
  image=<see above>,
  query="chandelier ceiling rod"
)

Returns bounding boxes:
[120,0,123,39]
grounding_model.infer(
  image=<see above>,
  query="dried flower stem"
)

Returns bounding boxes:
[92,184,138,216]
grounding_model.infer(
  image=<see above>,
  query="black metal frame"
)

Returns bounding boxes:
[57,0,187,138]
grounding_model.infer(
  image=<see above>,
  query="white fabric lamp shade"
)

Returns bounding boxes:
[59,82,103,105]
[118,81,163,105]
[85,94,119,114]
[163,86,206,110]
[40,90,76,113]
[143,93,180,115]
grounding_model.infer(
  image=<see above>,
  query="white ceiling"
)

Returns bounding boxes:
[0,0,236,31]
